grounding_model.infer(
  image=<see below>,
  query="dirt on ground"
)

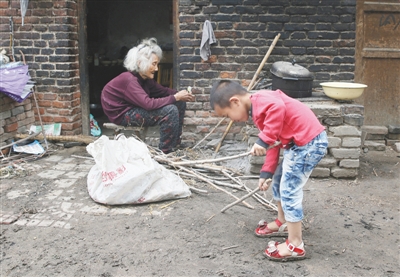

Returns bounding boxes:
[0,140,399,277]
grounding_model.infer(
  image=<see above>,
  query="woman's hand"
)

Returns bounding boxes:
[258,178,272,191]
[250,143,267,156]
[174,90,195,102]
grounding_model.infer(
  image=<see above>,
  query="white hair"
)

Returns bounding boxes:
[124,37,163,73]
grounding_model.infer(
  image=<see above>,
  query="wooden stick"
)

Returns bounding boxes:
[174,141,281,166]
[222,170,244,187]
[214,120,233,153]
[178,170,243,190]
[247,33,281,91]
[206,214,215,222]
[188,186,208,194]
[172,151,251,166]
[214,33,281,154]
[176,165,254,209]
[192,117,226,149]
[221,187,260,213]
[222,245,240,251]
[15,133,96,144]
[243,184,277,211]
[160,200,178,209]
[1,131,41,151]
[32,89,49,150]
[19,51,48,151]
[213,180,243,190]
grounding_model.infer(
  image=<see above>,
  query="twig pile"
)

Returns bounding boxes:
[145,143,277,212]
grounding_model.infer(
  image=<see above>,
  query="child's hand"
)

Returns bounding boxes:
[251,143,267,156]
[259,178,272,191]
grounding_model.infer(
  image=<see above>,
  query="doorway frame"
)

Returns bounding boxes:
[78,0,90,136]
[78,0,178,135]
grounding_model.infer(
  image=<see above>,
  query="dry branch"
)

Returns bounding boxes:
[172,151,251,166]
[175,164,254,210]
[192,117,226,149]
[145,142,278,213]
[221,187,260,213]
[15,134,96,145]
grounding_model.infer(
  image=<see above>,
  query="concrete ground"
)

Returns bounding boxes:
[1,140,399,277]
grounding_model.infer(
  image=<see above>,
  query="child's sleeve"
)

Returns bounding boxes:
[260,146,280,178]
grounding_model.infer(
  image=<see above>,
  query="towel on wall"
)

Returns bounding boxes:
[200,20,216,61]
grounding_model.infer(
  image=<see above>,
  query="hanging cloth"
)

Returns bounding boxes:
[200,20,216,61]
[20,0,29,26]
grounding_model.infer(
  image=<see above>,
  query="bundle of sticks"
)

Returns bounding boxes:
[145,143,278,213]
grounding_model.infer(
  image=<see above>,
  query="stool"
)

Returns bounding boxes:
[103,123,149,140]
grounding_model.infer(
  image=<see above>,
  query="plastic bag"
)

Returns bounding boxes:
[86,135,191,205]
[0,64,32,102]
[90,114,101,137]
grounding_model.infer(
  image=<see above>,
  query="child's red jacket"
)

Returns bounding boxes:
[250,89,325,177]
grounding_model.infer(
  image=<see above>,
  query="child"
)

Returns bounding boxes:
[210,80,328,262]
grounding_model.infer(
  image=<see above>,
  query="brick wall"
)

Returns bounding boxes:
[1,0,357,148]
[179,0,356,141]
[0,0,80,148]
[0,95,35,146]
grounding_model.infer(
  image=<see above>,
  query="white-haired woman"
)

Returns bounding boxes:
[101,38,194,154]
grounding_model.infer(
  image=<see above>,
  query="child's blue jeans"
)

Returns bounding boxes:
[271,131,328,222]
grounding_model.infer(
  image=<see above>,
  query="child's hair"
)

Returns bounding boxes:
[124,37,163,73]
[210,80,248,109]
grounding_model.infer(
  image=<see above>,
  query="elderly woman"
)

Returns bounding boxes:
[101,38,194,154]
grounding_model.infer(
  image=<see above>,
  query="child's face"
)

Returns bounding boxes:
[214,97,249,122]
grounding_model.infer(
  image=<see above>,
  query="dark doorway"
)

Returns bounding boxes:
[86,0,174,112]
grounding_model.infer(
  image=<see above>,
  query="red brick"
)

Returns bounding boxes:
[195,63,211,70]
[37,100,53,107]
[196,126,210,133]
[214,31,241,39]
[185,111,195,118]
[73,91,81,98]
[220,72,236,78]
[4,122,18,132]
[0,9,18,16]
[52,9,67,16]
[196,95,209,102]
[46,108,59,114]
[195,111,211,118]
[71,99,80,107]
[241,79,251,88]
[202,55,217,63]
[58,94,73,101]
[43,93,57,100]
[57,101,74,109]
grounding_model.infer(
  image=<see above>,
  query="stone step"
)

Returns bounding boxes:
[362,141,386,151]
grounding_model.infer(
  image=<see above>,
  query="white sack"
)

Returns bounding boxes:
[86,135,191,205]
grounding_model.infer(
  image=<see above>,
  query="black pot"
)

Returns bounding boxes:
[270,60,313,98]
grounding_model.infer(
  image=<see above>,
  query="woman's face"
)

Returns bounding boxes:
[139,53,159,80]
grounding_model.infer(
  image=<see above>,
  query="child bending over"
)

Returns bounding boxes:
[210,80,328,262]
